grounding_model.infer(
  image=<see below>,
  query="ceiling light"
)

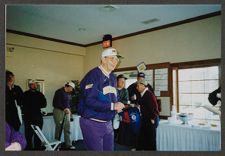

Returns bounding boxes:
[78,28,86,31]
[141,18,159,24]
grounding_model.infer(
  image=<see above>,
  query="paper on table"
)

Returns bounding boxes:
[202,104,221,115]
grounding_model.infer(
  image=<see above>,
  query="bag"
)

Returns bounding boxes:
[113,113,120,129]
[128,107,141,134]
[122,110,130,123]
[15,100,23,125]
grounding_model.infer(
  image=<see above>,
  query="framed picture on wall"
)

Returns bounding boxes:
[27,79,45,94]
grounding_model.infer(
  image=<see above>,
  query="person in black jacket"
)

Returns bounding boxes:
[208,87,221,106]
[127,72,154,105]
[23,80,47,150]
[127,72,154,150]
[6,70,23,131]
[136,79,159,151]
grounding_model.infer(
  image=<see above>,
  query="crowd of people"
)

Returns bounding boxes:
[5,70,76,151]
[5,47,160,151]
[5,27,222,152]
[5,45,222,151]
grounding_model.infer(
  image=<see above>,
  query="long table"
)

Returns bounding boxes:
[156,120,221,151]
[20,114,83,142]
[42,114,83,142]
[20,116,221,151]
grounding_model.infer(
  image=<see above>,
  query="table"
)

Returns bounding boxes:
[42,114,83,142]
[156,120,221,151]
[20,114,83,142]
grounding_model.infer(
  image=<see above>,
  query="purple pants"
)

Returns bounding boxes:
[80,117,114,151]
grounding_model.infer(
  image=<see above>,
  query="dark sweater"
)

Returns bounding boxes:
[138,89,159,120]
[127,82,154,104]
[23,90,47,122]
[53,87,71,110]
[6,85,24,131]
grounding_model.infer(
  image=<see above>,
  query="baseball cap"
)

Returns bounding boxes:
[137,72,145,78]
[101,47,123,58]
[28,79,37,84]
[117,74,127,80]
[137,79,148,86]
[65,82,75,89]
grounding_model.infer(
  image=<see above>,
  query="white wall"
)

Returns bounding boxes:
[6,33,86,113]
[84,16,221,116]
[6,16,221,115]
[84,16,221,73]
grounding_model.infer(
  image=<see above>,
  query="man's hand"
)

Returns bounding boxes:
[114,102,125,112]
[151,119,155,124]
[64,108,71,115]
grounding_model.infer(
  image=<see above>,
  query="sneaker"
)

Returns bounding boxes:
[131,148,136,151]
[66,145,76,150]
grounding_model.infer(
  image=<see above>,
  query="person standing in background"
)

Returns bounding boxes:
[208,86,221,106]
[116,74,129,104]
[52,82,76,150]
[6,70,23,131]
[127,72,154,105]
[115,74,129,142]
[78,47,125,151]
[136,79,159,151]
[115,74,132,146]
[23,80,47,150]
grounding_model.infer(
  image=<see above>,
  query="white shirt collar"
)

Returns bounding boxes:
[98,65,110,77]
[141,88,148,97]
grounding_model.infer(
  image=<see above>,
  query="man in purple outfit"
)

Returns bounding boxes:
[78,47,125,151]
[5,122,27,151]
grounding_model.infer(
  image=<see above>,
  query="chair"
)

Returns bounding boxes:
[31,124,61,151]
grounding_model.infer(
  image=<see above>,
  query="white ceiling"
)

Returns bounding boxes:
[6,4,221,46]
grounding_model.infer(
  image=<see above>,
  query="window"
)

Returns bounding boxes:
[174,66,220,123]
[125,78,136,89]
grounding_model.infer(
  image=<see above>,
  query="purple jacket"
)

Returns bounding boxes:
[5,122,27,150]
[78,67,117,121]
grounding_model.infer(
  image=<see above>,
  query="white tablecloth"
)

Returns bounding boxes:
[42,114,83,142]
[20,114,83,142]
[156,120,221,151]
